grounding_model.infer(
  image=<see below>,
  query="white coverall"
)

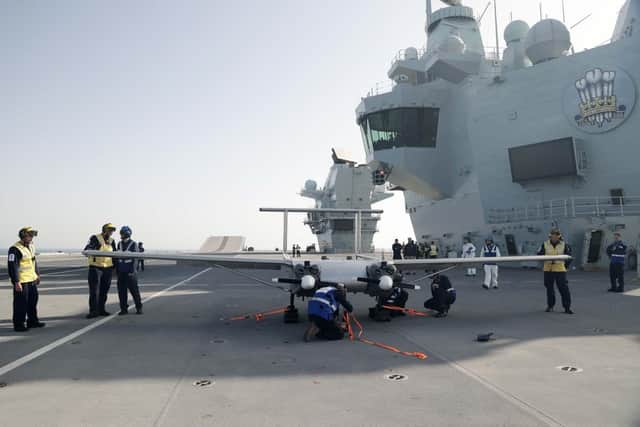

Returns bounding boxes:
[462,242,477,276]
[482,244,501,288]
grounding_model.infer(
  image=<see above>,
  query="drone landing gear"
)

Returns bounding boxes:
[368,298,391,322]
[284,293,299,323]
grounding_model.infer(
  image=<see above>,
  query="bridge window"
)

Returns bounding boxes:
[359,108,439,151]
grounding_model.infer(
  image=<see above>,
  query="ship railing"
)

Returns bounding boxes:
[483,46,504,62]
[487,196,640,224]
[391,46,428,67]
[365,80,396,97]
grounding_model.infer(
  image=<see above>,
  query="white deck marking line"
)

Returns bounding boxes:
[36,283,171,292]
[395,330,565,427]
[0,268,212,378]
[40,268,86,276]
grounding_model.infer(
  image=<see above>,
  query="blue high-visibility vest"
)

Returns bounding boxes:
[308,287,339,320]
[483,244,498,265]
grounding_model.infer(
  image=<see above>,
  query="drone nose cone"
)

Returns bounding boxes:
[379,275,394,291]
[300,275,316,290]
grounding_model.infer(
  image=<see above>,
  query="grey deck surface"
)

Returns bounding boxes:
[0,257,638,427]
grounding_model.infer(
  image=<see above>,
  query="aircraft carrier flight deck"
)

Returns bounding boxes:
[0,255,638,427]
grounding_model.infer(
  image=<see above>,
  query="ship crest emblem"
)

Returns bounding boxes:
[573,68,626,128]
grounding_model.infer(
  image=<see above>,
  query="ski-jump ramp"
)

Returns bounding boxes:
[198,236,246,253]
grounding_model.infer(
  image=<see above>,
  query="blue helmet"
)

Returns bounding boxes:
[120,226,132,238]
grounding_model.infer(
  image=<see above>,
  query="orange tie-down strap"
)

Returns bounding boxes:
[381,305,432,318]
[229,307,289,321]
[344,312,428,360]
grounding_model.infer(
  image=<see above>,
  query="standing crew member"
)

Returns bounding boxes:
[424,274,456,318]
[84,223,117,318]
[403,238,417,259]
[462,237,477,276]
[537,229,573,314]
[482,238,500,289]
[8,227,45,332]
[392,239,403,260]
[304,284,353,341]
[137,241,145,272]
[428,241,439,259]
[606,232,627,293]
[116,226,143,315]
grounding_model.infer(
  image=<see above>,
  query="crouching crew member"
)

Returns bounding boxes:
[116,226,143,315]
[537,229,573,314]
[482,238,500,289]
[424,274,456,318]
[384,287,409,317]
[8,227,45,332]
[304,284,353,341]
[84,223,117,318]
[606,232,627,293]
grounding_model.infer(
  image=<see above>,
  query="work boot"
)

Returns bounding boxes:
[434,312,447,318]
[14,324,28,332]
[303,323,320,342]
[118,310,128,316]
[99,311,111,316]
[564,308,574,315]
[545,307,554,312]
[615,288,625,293]
[86,313,98,319]
[607,288,617,292]
[27,321,45,328]
[135,307,143,315]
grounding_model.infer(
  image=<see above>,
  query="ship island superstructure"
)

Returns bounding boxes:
[356,0,640,270]
[300,149,392,253]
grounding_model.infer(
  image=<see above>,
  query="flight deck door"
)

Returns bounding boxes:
[583,230,604,266]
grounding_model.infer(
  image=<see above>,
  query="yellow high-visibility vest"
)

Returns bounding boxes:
[543,240,567,272]
[13,241,38,283]
[429,244,438,256]
[89,234,114,268]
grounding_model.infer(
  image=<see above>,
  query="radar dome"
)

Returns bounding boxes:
[504,20,530,44]
[404,46,418,60]
[524,19,571,64]
[304,180,318,191]
[440,34,466,55]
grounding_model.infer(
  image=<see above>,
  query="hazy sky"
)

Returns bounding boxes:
[0,0,626,250]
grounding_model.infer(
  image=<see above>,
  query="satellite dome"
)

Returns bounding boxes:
[304,180,317,191]
[404,46,419,60]
[524,19,571,64]
[440,34,466,55]
[504,20,530,44]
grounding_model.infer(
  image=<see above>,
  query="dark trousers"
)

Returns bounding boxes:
[389,290,409,308]
[117,273,142,311]
[309,315,345,340]
[138,260,145,271]
[424,295,454,314]
[88,266,113,314]
[544,272,571,309]
[13,281,39,327]
[609,263,625,290]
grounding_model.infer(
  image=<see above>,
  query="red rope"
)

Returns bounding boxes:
[344,312,428,360]
[229,307,289,322]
